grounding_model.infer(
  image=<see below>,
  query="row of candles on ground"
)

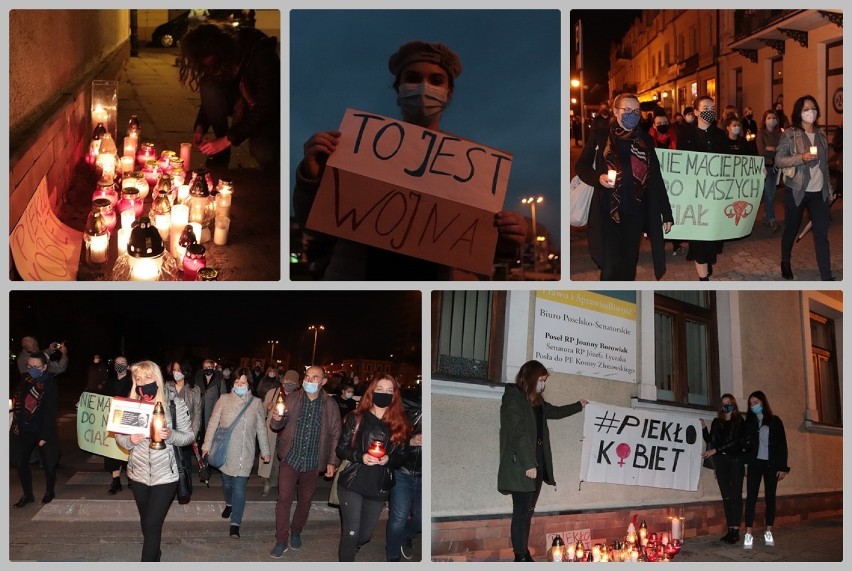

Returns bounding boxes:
[546,520,683,563]
[85,117,233,280]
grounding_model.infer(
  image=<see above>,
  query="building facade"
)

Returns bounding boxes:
[608,10,842,132]
[431,290,842,561]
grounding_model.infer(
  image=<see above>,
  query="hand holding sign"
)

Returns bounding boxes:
[303,130,342,179]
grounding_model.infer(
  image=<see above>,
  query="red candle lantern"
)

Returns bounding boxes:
[367,439,386,458]
[92,197,117,234]
[143,159,161,194]
[137,142,157,169]
[159,150,177,172]
[92,178,119,208]
[117,186,144,218]
[182,243,207,281]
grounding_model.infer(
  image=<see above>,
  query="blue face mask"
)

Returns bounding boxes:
[751,404,763,414]
[27,367,44,379]
[722,404,734,413]
[303,381,320,394]
[233,386,248,396]
[620,110,641,130]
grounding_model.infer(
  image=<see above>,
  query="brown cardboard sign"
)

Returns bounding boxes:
[306,109,512,275]
[10,176,83,281]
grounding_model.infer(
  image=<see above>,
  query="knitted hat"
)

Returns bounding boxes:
[389,40,462,80]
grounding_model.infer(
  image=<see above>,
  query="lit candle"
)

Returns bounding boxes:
[213,216,230,246]
[190,222,203,243]
[130,257,160,281]
[98,153,117,181]
[123,136,137,159]
[566,543,575,562]
[117,227,131,254]
[607,169,617,184]
[367,439,385,458]
[661,532,669,546]
[215,188,232,218]
[671,517,682,541]
[592,545,601,562]
[630,549,639,562]
[177,184,191,203]
[154,213,171,242]
[170,204,189,258]
[809,145,818,155]
[88,234,109,264]
[121,209,136,230]
[182,244,206,281]
[180,142,192,171]
[275,393,286,416]
[120,156,135,176]
[551,545,563,563]
[92,104,109,129]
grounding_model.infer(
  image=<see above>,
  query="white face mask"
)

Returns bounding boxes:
[397,82,449,126]
[731,126,741,136]
[268,372,277,378]
[173,371,184,382]
[536,379,546,394]
[801,109,817,124]
[303,381,320,394]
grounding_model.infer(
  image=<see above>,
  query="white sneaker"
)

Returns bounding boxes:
[743,533,753,550]
[764,531,774,546]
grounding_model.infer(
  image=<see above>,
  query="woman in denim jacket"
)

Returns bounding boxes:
[774,95,836,281]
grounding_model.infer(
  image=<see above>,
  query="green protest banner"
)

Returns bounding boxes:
[655,148,765,241]
[76,391,129,461]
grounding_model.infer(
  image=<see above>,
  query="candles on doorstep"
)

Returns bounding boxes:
[84,205,110,266]
[367,439,385,458]
[566,543,575,562]
[190,222,204,243]
[159,150,177,172]
[180,142,192,171]
[171,167,186,189]
[123,136,137,159]
[93,179,119,208]
[127,217,166,281]
[151,190,173,242]
[137,142,157,169]
[92,198,117,234]
[117,227,131,254]
[215,185,233,218]
[121,209,136,230]
[117,187,144,218]
[169,204,190,259]
[91,80,118,137]
[213,216,230,245]
[120,156,135,176]
[671,517,683,541]
[142,160,160,196]
[177,184,191,203]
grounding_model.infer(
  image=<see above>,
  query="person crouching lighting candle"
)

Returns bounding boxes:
[114,361,194,562]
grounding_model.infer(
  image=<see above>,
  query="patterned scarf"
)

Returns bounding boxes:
[11,375,46,435]
[603,124,651,222]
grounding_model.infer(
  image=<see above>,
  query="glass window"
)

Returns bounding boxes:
[810,312,841,426]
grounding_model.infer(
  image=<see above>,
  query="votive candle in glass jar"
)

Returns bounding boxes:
[182,243,206,281]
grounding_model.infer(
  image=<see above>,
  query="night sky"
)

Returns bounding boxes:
[570,10,642,105]
[9,290,421,387]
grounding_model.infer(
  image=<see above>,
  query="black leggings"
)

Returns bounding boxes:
[131,480,178,561]
[745,459,779,528]
[510,470,544,556]
[713,454,744,528]
[337,486,387,561]
[16,433,56,497]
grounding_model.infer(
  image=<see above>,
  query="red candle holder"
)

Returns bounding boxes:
[182,243,207,281]
[367,439,385,458]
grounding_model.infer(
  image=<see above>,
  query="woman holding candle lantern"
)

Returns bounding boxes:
[573,92,674,281]
[202,367,270,538]
[773,95,836,281]
[335,374,411,561]
[700,394,746,544]
[114,360,195,562]
[498,360,588,562]
[741,390,789,550]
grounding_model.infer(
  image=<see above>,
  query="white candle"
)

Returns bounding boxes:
[809,145,818,155]
[607,169,617,184]
[121,210,136,230]
[190,222,202,243]
[117,227,131,254]
[180,142,192,171]
[214,216,230,245]
[216,189,232,219]
[177,184,191,203]
[630,550,639,562]
[92,104,109,128]
[566,545,575,562]
[120,156,135,176]
[170,204,190,258]
[130,257,159,281]
[154,213,171,242]
[98,154,116,180]
[671,517,682,541]
[123,136,137,159]
[89,234,109,264]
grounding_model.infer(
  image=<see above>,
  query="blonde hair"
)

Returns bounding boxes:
[128,360,167,406]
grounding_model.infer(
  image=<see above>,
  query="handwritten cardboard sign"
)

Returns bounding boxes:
[656,149,765,241]
[76,391,129,461]
[306,109,513,275]
[106,396,155,436]
[10,176,83,280]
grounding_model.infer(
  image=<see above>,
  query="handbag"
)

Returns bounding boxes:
[169,398,192,504]
[207,399,252,469]
[329,414,362,506]
[570,144,598,227]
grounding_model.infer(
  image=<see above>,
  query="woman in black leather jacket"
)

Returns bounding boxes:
[335,374,411,561]
[700,394,746,544]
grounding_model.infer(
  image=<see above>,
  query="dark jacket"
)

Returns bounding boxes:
[498,384,583,494]
[742,413,790,473]
[196,370,227,431]
[678,124,727,154]
[336,411,407,499]
[271,390,342,472]
[575,127,674,279]
[702,416,745,458]
[194,27,279,147]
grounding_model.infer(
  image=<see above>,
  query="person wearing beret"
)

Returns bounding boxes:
[293,40,528,281]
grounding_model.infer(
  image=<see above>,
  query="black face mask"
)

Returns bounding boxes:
[372,393,393,408]
[136,382,158,398]
[655,124,670,134]
[204,368,214,375]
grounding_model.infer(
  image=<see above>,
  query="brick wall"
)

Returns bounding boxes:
[432,491,841,561]
[9,44,129,234]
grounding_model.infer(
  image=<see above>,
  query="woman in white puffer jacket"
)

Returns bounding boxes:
[115,360,195,562]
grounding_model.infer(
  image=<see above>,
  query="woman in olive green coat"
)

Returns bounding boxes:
[499,360,587,561]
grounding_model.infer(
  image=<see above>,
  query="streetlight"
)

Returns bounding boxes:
[267,339,279,363]
[308,325,325,365]
[521,196,544,272]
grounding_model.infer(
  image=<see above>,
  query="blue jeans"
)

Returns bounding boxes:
[221,474,249,525]
[386,470,422,558]
[762,173,777,222]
